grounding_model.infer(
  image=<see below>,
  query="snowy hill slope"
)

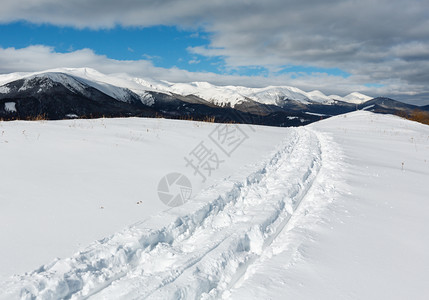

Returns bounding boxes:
[1,127,322,299]
[229,112,429,299]
[0,118,288,282]
[1,111,428,299]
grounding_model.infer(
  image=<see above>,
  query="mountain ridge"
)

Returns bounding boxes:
[0,68,372,106]
[0,68,427,125]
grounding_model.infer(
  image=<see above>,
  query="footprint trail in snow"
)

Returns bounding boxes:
[0,127,326,300]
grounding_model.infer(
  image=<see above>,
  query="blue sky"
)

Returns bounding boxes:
[0,22,351,78]
[0,0,428,104]
[0,22,220,72]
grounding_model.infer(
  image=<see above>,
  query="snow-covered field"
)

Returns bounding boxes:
[1,111,428,299]
[0,117,284,281]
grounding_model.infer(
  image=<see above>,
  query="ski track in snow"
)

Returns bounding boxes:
[0,127,326,300]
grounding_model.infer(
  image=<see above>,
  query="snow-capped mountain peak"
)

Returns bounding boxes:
[20,72,87,94]
[306,90,335,104]
[3,70,154,106]
[341,92,373,104]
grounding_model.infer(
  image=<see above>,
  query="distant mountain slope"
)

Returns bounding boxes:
[159,81,372,107]
[357,97,422,114]
[0,73,155,119]
[0,68,426,125]
[420,104,429,111]
[341,92,373,104]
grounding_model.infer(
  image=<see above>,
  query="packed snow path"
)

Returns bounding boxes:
[0,127,326,299]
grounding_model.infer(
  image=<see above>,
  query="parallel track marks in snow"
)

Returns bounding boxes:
[91,128,322,299]
[0,128,322,300]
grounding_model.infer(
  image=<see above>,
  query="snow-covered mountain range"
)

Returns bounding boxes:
[0,67,371,107]
[0,68,425,124]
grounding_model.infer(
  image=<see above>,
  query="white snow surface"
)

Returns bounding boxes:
[1,111,428,299]
[0,68,371,107]
[362,104,376,110]
[0,117,287,282]
[229,112,429,299]
[0,86,10,94]
[304,111,329,117]
[4,102,16,112]
[341,91,373,104]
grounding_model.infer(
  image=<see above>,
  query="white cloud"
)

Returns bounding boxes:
[188,58,200,65]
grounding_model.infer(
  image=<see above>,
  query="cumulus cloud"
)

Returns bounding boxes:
[0,0,428,103]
